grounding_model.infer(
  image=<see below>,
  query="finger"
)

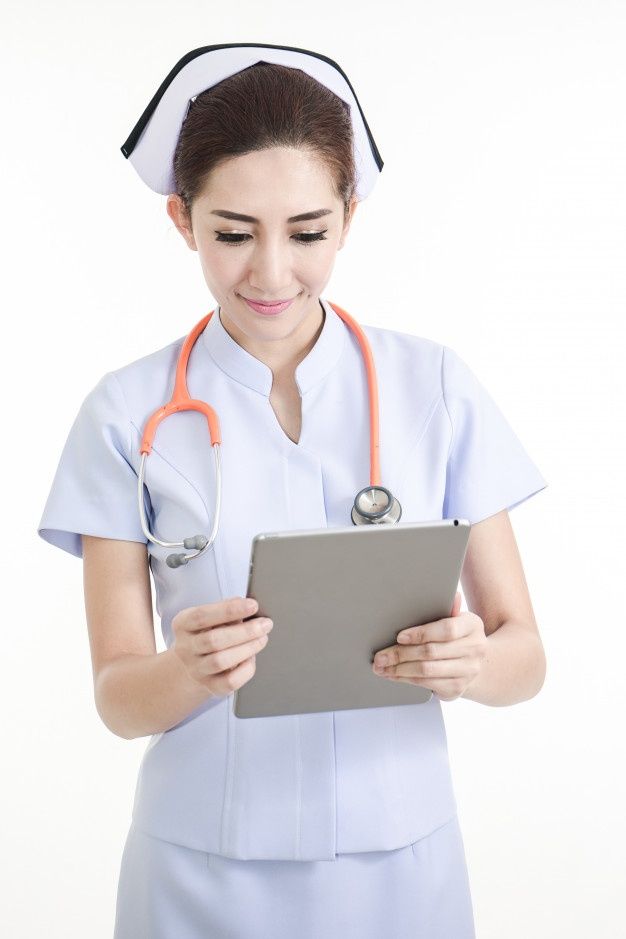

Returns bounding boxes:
[199,616,273,655]
[396,637,472,662]
[397,612,470,646]
[186,597,259,633]
[210,656,256,695]
[205,632,271,676]
[374,637,470,670]
[381,657,469,681]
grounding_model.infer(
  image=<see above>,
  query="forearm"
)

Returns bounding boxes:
[95,647,216,739]
[460,621,546,706]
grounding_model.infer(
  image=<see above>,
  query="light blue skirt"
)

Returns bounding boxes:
[113,815,475,938]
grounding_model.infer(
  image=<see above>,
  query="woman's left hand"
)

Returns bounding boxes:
[372,592,488,702]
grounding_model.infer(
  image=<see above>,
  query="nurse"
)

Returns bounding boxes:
[37,44,549,938]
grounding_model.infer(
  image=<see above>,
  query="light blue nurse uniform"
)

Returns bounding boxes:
[37,296,548,937]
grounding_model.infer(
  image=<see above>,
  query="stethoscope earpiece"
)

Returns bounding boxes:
[165,534,210,568]
[185,535,209,550]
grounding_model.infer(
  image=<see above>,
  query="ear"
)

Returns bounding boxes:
[166,194,197,251]
[337,197,359,250]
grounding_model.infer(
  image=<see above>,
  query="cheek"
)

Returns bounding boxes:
[299,242,338,278]
[197,244,243,284]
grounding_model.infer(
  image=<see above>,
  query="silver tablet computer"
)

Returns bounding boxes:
[233,518,471,719]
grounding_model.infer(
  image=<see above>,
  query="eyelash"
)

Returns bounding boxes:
[214,230,328,246]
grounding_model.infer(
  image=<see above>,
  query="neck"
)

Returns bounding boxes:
[219,299,325,381]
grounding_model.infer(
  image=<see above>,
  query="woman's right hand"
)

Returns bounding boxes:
[171,596,273,696]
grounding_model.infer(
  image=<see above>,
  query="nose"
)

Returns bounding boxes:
[247,236,295,296]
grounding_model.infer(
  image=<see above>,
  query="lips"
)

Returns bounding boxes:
[240,295,297,316]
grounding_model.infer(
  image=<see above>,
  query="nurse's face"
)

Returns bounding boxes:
[167,147,357,355]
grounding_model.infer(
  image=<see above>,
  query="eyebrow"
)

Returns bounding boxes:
[210,208,333,224]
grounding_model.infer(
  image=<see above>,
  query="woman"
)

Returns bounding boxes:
[37,44,548,938]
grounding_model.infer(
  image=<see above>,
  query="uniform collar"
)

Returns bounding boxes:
[201,296,347,396]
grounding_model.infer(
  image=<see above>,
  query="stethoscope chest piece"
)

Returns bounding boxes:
[351,485,402,526]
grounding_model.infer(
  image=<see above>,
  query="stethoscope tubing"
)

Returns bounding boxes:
[137,301,399,566]
[137,443,222,558]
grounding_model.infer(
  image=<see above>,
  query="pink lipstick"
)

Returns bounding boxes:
[241,295,296,316]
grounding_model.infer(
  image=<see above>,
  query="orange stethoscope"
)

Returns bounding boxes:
[137,301,403,568]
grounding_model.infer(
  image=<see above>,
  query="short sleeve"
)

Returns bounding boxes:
[37,371,149,559]
[441,345,548,524]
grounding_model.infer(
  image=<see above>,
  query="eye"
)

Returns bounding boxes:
[214,230,328,246]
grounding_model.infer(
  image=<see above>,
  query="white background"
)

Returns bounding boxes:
[2,1,625,936]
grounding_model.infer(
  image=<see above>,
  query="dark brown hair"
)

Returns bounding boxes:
[172,62,357,224]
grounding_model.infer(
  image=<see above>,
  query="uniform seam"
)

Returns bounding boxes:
[109,371,213,519]
[440,345,455,518]
[108,370,138,469]
[409,813,459,853]
[295,717,302,859]
[206,346,272,397]
[220,703,235,855]
[282,453,291,526]
[133,417,212,521]
[440,345,454,464]
[407,389,445,456]
[396,391,444,494]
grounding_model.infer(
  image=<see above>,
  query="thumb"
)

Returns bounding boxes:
[450,590,462,617]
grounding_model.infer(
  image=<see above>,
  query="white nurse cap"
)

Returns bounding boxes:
[120,42,384,201]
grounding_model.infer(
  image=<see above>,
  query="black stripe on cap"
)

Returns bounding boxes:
[120,42,383,171]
